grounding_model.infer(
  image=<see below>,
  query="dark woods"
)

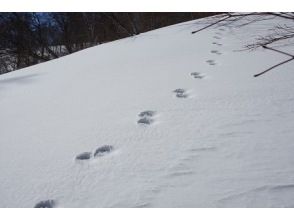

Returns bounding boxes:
[0,12,219,74]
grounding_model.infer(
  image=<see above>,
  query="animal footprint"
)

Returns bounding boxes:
[94,145,113,157]
[212,42,222,46]
[206,59,216,66]
[137,117,153,125]
[173,88,185,93]
[34,200,55,208]
[75,152,92,160]
[75,146,113,163]
[173,88,188,98]
[211,50,222,55]
[138,110,156,117]
[176,93,188,98]
[213,36,221,40]
[137,110,156,125]
[219,28,225,31]
[190,72,204,79]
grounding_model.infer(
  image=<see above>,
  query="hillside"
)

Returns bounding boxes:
[1,14,294,207]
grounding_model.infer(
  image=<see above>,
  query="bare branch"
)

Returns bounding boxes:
[254,57,294,77]
[262,45,294,58]
[191,14,232,34]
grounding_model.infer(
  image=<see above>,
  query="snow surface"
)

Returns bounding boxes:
[1,15,294,208]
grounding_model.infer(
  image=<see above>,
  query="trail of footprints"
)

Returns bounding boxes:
[205,27,225,65]
[141,27,226,204]
[35,26,226,208]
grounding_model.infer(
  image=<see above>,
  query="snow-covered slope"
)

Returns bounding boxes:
[1,15,294,208]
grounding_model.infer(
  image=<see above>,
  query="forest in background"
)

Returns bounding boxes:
[0,12,220,74]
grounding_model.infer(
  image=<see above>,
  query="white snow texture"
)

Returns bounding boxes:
[1,14,294,207]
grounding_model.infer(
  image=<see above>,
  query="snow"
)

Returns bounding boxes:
[1,15,294,208]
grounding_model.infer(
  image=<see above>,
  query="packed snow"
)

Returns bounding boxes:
[1,14,294,207]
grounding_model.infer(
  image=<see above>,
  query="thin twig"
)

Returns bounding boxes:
[262,45,294,58]
[191,14,231,34]
[254,57,294,77]
[268,12,294,20]
[191,13,273,35]
[254,46,294,77]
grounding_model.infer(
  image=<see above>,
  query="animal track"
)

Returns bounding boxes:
[138,110,156,117]
[212,42,222,46]
[176,93,188,98]
[94,145,113,157]
[137,110,156,125]
[173,88,188,98]
[206,59,216,66]
[173,88,185,93]
[34,200,55,208]
[75,152,92,160]
[219,28,225,31]
[190,72,204,79]
[211,50,222,55]
[75,146,113,162]
[137,117,153,125]
[213,36,221,40]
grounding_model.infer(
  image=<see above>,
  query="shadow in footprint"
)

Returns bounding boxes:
[206,60,216,66]
[211,50,222,55]
[138,110,156,117]
[176,93,188,98]
[173,88,188,98]
[191,72,204,79]
[173,88,185,93]
[137,110,156,125]
[137,117,153,125]
[94,145,113,157]
[34,200,55,208]
[212,42,222,46]
[76,152,92,160]
[213,36,222,40]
